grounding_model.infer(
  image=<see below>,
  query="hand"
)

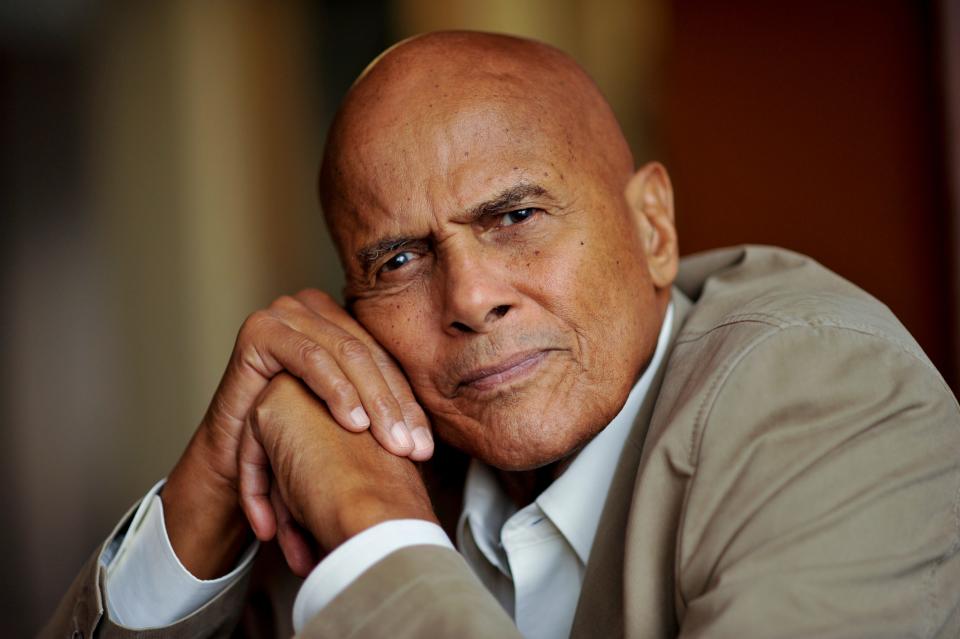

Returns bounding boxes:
[163,289,432,578]
[238,373,438,576]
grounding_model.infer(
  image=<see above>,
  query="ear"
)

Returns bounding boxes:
[624,161,679,290]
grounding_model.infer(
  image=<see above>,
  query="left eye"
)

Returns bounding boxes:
[500,208,535,227]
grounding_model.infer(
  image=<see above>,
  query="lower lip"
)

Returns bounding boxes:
[466,351,551,392]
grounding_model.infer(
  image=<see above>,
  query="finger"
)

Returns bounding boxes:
[239,315,372,435]
[291,289,358,333]
[272,304,414,456]
[327,313,434,460]
[293,290,425,457]
[292,289,388,359]
[379,366,433,461]
[208,308,368,446]
[237,419,277,541]
[272,296,409,446]
[270,484,317,578]
[321,332,415,456]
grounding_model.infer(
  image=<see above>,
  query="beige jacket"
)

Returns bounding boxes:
[43,246,960,638]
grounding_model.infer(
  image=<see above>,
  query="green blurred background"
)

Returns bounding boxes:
[2,1,958,634]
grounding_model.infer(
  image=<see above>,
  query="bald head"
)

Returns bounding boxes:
[319,31,634,258]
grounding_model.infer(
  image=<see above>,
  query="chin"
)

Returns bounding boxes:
[435,407,606,471]
[426,356,635,470]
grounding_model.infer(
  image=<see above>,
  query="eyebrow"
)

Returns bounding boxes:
[355,182,549,271]
[467,183,547,220]
[356,237,424,269]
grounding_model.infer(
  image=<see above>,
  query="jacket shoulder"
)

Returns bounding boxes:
[639,246,960,636]
[675,244,927,363]
[653,245,953,473]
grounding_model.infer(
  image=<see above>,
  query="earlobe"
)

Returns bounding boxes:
[624,162,679,290]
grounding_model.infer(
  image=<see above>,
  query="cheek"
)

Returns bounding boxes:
[529,218,654,396]
[531,217,646,327]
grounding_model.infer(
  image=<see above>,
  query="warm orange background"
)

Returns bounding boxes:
[1,1,956,634]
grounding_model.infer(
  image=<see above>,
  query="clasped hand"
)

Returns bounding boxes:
[163,289,437,579]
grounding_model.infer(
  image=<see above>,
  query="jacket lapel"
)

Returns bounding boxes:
[569,291,691,639]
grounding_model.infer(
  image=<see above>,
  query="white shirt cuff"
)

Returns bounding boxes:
[292,519,454,632]
[102,479,258,629]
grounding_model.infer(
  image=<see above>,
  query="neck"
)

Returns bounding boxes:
[494,451,579,508]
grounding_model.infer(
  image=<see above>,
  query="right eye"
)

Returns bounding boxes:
[380,251,417,273]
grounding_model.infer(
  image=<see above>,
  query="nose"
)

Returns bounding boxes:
[440,244,516,335]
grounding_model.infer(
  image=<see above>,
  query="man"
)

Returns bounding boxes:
[45,31,960,638]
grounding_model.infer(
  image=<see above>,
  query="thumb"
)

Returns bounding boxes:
[237,417,277,542]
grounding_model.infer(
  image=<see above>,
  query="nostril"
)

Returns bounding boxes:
[451,321,473,333]
[450,305,510,333]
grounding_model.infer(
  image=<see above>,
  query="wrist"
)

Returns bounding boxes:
[163,428,251,579]
[316,490,438,552]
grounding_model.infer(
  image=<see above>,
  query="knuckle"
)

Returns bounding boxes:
[239,310,272,340]
[329,378,356,402]
[369,349,396,368]
[297,287,331,304]
[299,341,329,369]
[252,400,274,428]
[269,294,299,311]
[401,399,426,418]
[336,337,369,361]
[368,394,398,418]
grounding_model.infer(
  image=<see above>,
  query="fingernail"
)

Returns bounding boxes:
[391,422,413,450]
[411,428,433,454]
[350,406,370,429]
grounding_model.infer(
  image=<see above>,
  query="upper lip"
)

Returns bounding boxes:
[457,349,553,388]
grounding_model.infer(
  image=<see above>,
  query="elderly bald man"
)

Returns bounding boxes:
[46,32,960,639]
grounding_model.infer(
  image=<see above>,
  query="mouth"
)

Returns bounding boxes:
[457,349,556,393]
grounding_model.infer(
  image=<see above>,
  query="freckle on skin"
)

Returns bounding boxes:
[534,250,540,255]
[580,241,585,246]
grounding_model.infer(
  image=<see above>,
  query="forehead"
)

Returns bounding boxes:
[331,90,582,247]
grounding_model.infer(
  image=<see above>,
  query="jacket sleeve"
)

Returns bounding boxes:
[676,324,960,639]
[38,504,252,639]
[297,545,521,639]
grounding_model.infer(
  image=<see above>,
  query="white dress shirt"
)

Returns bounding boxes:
[105,304,674,637]
[101,480,258,628]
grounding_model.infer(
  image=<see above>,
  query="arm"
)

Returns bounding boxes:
[677,325,960,638]
[43,288,435,637]
[38,498,252,639]
[299,545,521,639]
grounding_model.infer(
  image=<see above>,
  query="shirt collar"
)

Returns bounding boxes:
[457,461,517,575]
[536,302,674,562]
[457,303,675,565]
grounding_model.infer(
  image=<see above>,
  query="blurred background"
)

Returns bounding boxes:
[2,0,958,634]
